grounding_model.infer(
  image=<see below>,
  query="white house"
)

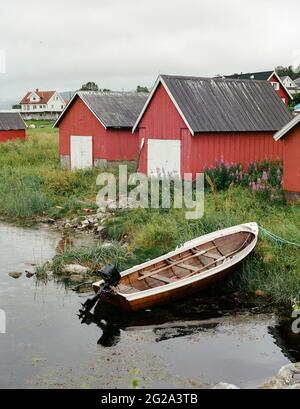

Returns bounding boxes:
[20,89,67,120]
[280,76,299,95]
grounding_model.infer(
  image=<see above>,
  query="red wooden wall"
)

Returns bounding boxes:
[138,83,284,178]
[268,73,289,106]
[0,130,26,143]
[282,127,300,192]
[59,97,139,163]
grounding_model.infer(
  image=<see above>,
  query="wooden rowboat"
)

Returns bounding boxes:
[93,223,259,312]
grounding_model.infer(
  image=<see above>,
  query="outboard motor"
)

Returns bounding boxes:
[98,264,121,287]
[79,265,120,315]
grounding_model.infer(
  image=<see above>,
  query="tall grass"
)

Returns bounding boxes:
[50,242,132,274]
[0,129,102,220]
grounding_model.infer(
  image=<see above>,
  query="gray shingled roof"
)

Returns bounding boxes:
[160,75,292,133]
[55,91,148,129]
[0,112,26,131]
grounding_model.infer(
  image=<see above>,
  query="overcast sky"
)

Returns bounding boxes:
[0,0,299,107]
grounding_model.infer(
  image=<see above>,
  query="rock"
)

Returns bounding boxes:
[25,271,35,278]
[29,124,36,129]
[255,289,266,297]
[8,272,22,279]
[212,383,240,389]
[277,363,300,384]
[97,226,105,233]
[63,264,89,275]
[69,274,85,283]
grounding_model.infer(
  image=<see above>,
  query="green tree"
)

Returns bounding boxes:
[80,82,99,91]
[136,85,149,93]
[276,65,300,80]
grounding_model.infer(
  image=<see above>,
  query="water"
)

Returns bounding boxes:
[0,222,298,389]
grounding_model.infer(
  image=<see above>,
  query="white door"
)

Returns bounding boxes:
[70,136,93,170]
[147,139,181,177]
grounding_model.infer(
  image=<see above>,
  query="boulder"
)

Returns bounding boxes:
[8,272,22,279]
[69,274,85,283]
[63,264,89,275]
[212,383,239,389]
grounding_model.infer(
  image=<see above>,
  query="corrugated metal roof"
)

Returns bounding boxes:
[160,75,292,133]
[0,112,26,131]
[55,91,148,129]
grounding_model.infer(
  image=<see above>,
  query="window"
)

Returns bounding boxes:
[40,105,43,109]
[61,105,64,109]
[33,105,36,109]
[271,82,280,91]
[282,98,286,104]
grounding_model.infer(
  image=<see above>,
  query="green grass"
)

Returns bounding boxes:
[49,242,132,275]
[0,127,103,221]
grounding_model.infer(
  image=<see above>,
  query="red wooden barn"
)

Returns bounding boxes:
[133,75,292,178]
[274,114,300,198]
[0,112,26,143]
[54,91,148,169]
[225,70,292,106]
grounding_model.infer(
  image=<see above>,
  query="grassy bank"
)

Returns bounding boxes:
[0,127,101,221]
[1,126,300,305]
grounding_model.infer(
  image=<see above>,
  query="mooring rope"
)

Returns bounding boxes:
[259,226,300,247]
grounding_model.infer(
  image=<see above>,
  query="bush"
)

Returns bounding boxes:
[204,160,284,202]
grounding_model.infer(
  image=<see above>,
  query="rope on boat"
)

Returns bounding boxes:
[259,226,300,247]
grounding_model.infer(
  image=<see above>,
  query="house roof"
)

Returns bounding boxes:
[54,91,148,129]
[0,112,26,131]
[133,74,292,134]
[225,70,274,81]
[20,90,56,105]
[294,78,300,86]
[274,113,300,141]
[225,71,293,100]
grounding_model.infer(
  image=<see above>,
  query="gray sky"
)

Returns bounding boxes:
[0,0,299,107]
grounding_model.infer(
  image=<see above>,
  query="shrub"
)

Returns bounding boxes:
[204,160,284,202]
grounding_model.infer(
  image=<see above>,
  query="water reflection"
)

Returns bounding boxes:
[268,316,300,363]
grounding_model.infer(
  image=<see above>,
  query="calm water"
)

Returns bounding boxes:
[0,222,298,389]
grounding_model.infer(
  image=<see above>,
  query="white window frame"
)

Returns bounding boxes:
[271,82,280,91]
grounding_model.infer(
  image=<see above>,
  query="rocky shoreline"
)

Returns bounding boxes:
[213,363,300,389]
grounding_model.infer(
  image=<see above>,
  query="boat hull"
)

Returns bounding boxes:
[94,260,246,312]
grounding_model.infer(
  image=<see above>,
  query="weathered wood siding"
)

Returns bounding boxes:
[0,130,26,143]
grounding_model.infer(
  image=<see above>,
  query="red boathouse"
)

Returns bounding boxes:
[0,112,26,143]
[133,75,292,178]
[274,114,300,199]
[54,91,148,170]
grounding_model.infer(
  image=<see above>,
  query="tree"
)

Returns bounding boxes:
[12,104,21,109]
[289,92,300,110]
[136,85,149,93]
[80,82,99,91]
[275,65,300,80]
